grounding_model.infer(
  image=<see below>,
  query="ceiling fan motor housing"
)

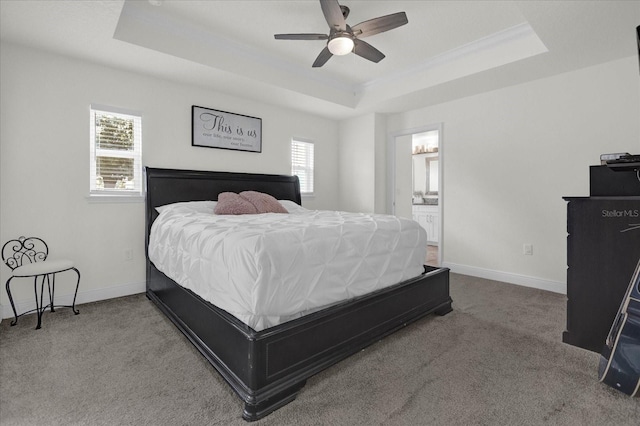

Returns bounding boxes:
[340,5,350,19]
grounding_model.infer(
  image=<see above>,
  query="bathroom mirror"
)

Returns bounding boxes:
[412,153,439,203]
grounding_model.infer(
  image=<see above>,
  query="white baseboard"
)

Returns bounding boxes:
[0,281,146,320]
[441,261,566,294]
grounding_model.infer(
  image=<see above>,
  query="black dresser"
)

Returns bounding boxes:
[563,196,640,352]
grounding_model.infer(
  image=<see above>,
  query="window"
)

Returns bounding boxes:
[89,105,142,197]
[291,139,314,195]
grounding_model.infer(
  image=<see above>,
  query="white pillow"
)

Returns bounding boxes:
[155,200,218,214]
[279,200,307,214]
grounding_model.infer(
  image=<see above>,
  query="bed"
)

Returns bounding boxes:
[144,167,452,421]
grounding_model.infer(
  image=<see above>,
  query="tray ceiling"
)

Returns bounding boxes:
[1,1,638,119]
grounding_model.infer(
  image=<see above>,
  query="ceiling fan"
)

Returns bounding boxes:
[274,0,408,68]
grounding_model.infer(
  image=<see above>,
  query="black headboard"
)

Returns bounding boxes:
[145,167,301,254]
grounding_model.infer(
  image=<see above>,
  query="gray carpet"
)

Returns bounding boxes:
[1,273,638,425]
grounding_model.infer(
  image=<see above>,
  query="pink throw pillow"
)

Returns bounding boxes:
[214,192,259,215]
[213,191,288,215]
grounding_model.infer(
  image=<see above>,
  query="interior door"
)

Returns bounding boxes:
[390,125,443,267]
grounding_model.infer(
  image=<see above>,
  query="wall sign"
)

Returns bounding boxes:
[192,105,262,153]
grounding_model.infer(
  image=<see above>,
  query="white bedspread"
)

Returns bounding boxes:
[148,201,427,331]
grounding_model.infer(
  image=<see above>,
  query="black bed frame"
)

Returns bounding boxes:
[144,167,453,421]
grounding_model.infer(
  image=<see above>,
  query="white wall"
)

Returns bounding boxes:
[387,56,640,292]
[373,113,387,214]
[0,42,340,317]
[393,134,414,220]
[338,114,376,213]
[337,112,387,214]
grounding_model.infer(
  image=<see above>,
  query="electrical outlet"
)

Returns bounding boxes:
[124,248,133,261]
[523,244,533,256]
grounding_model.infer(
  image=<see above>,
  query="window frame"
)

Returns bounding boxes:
[291,138,315,196]
[89,104,143,200]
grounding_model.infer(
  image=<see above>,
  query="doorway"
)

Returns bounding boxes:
[388,124,443,267]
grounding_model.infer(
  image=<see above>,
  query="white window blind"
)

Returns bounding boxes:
[291,139,314,195]
[89,105,142,196]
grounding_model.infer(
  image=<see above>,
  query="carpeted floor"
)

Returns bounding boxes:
[1,273,638,425]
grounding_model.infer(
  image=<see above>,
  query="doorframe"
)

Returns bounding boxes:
[387,123,444,266]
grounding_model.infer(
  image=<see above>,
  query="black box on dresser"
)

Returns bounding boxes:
[590,165,640,197]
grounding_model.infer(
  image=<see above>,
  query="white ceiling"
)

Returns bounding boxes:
[1,0,639,119]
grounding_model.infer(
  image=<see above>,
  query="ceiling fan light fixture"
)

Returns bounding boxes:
[328,36,354,56]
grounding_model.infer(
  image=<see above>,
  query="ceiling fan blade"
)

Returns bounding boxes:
[320,0,346,32]
[312,46,333,67]
[275,33,329,41]
[351,12,408,38]
[352,39,385,63]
